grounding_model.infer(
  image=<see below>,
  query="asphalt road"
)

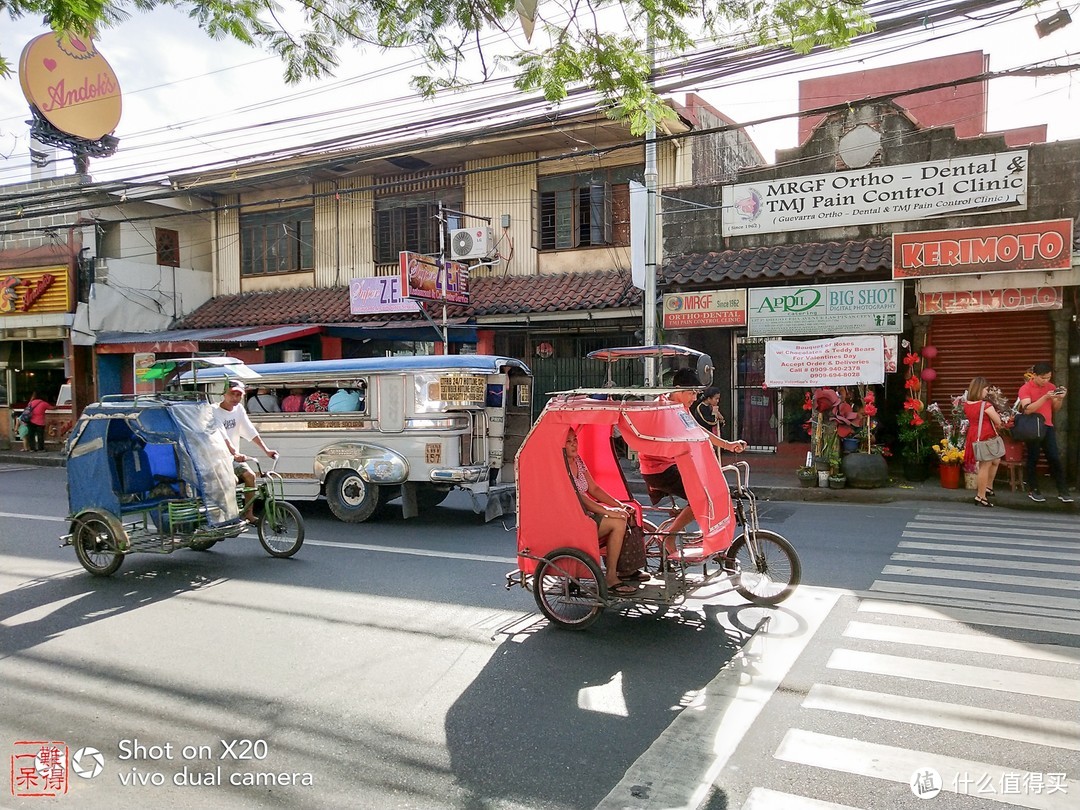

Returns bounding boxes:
[1,463,1077,810]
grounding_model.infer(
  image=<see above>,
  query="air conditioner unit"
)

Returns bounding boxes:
[449,227,494,260]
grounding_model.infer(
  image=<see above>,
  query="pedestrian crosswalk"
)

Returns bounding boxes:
[739,506,1080,810]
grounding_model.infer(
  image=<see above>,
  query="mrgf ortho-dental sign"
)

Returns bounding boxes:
[723,151,1028,236]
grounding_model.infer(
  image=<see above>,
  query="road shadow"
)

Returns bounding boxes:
[445,607,748,809]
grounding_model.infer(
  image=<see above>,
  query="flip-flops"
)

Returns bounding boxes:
[974,496,994,508]
[607,582,639,597]
[625,570,650,582]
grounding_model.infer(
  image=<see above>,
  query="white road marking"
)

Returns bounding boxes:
[902,529,1078,550]
[881,564,1080,592]
[897,541,1080,563]
[803,683,1080,750]
[774,729,1079,810]
[842,620,1080,663]
[856,599,1080,637]
[741,787,866,810]
[0,511,68,523]
[868,580,1080,611]
[593,585,844,810]
[891,552,1080,575]
[827,648,1080,702]
[906,521,1080,540]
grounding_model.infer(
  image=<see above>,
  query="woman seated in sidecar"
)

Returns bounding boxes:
[563,428,644,596]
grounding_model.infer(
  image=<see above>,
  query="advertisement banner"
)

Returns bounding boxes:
[765,336,886,388]
[0,266,69,316]
[723,150,1028,236]
[662,289,746,329]
[349,277,419,314]
[893,219,1072,278]
[399,252,469,304]
[918,287,1062,315]
[748,281,903,337]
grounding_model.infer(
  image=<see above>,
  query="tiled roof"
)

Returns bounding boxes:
[663,239,892,287]
[178,269,640,329]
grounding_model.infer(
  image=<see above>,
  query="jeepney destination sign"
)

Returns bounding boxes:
[748,281,903,337]
[723,150,1028,236]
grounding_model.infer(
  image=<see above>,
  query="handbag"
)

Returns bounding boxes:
[616,516,647,576]
[972,403,1005,462]
[19,405,33,424]
[1010,412,1045,442]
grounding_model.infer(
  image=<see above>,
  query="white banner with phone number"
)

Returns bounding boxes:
[765,335,886,388]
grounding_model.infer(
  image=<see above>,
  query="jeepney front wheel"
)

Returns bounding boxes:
[325,469,379,523]
[71,513,125,577]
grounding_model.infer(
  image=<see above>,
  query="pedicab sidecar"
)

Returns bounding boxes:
[61,395,303,576]
[506,395,800,629]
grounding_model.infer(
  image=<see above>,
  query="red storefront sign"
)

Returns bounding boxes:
[893,219,1073,278]
[918,287,1062,315]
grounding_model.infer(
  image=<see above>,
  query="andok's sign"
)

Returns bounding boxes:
[723,151,1028,236]
[893,219,1072,278]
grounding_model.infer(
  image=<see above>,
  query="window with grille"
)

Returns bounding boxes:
[155,227,180,267]
[533,166,641,251]
[373,189,463,264]
[240,208,314,276]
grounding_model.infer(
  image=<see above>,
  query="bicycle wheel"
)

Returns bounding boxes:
[71,514,124,577]
[533,548,604,630]
[257,501,305,558]
[726,530,801,605]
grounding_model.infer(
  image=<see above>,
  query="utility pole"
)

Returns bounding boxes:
[642,24,658,386]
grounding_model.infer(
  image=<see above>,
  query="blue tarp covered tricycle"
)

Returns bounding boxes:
[62,394,303,576]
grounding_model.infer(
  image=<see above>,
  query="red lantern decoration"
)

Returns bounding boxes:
[920,368,937,382]
[921,345,938,359]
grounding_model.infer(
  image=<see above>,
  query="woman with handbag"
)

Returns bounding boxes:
[563,429,646,595]
[963,377,1005,507]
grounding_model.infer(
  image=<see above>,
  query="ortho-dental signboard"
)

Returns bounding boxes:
[893,219,1073,278]
[747,281,903,337]
[662,289,746,329]
[722,150,1028,236]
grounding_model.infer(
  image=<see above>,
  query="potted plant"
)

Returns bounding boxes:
[933,438,965,488]
[797,465,817,487]
[828,453,847,488]
[841,387,890,488]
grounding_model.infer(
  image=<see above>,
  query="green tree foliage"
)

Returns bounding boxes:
[1,0,874,133]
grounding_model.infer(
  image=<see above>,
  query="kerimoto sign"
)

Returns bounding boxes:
[722,151,1028,236]
[662,289,746,329]
[748,281,903,338]
[19,33,121,141]
[893,219,1073,279]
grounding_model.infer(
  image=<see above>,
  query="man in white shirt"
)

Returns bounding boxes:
[214,380,278,521]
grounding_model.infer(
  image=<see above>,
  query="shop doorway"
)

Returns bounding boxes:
[733,336,779,451]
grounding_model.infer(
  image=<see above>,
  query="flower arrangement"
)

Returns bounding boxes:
[932,438,964,465]
[802,387,866,471]
[895,344,933,465]
[926,394,968,454]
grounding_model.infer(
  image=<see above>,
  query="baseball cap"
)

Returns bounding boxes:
[227,379,247,393]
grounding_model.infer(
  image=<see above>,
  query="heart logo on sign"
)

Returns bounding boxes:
[43,58,57,71]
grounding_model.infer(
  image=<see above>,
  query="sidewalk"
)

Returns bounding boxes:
[1,448,1072,513]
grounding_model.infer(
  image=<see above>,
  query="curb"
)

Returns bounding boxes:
[0,451,66,468]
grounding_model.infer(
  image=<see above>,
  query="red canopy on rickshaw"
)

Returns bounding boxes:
[515,397,735,573]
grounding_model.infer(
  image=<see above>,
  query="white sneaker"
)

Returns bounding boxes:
[1058,495,1075,504]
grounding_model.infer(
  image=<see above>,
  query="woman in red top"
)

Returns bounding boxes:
[963,377,1004,507]
[24,390,50,452]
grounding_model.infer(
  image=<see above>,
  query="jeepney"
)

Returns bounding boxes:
[180,355,533,522]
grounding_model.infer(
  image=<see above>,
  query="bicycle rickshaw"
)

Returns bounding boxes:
[61,394,304,576]
[505,349,800,629]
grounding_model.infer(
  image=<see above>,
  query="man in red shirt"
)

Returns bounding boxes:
[1017,362,1071,503]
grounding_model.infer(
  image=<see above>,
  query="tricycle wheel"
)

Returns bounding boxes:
[325,469,379,523]
[258,501,305,558]
[726,530,801,605]
[533,548,604,630]
[71,515,124,577]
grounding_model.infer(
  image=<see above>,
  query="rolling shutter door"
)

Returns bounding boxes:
[927,311,1053,406]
